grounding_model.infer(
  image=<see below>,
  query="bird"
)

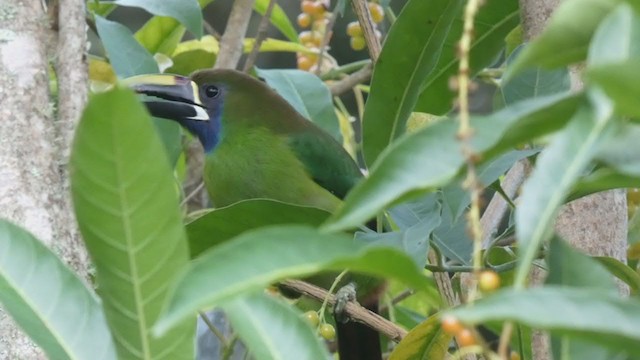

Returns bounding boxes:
[127,69,383,360]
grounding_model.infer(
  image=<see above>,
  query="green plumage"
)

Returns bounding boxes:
[190,69,363,210]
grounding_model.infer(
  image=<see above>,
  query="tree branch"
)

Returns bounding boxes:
[242,0,276,72]
[214,0,256,69]
[350,0,381,62]
[329,63,372,96]
[280,279,407,342]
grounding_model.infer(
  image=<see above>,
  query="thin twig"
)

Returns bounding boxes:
[329,63,373,96]
[199,311,230,347]
[315,11,338,75]
[350,0,381,61]
[203,19,222,40]
[280,279,407,342]
[321,59,371,80]
[379,289,414,312]
[181,181,205,207]
[214,0,256,70]
[242,0,277,72]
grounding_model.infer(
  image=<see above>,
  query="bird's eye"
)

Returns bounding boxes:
[204,85,220,98]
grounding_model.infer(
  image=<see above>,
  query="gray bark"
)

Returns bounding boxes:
[0,0,89,357]
[520,0,629,358]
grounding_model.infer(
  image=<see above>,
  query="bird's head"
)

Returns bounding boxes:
[125,69,257,152]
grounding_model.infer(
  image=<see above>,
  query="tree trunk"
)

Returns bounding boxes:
[0,0,89,357]
[520,1,629,358]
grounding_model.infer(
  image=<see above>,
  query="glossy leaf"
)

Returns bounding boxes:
[256,68,341,141]
[324,92,579,232]
[0,221,116,360]
[154,225,432,334]
[496,45,571,107]
[515,97,617,286]
[135,16,187,56]
[362,0,464,165]
[71,88,193,359]
[388,315,451,360]
[167,49,217,76]
[447,287,640,357]
[95,15,158,78]
[186,199,330,258]
[110,0,203,38]
[506,0,623,77]
[254,0,298,42]
[223,292,331,360]
[416,0,520,114]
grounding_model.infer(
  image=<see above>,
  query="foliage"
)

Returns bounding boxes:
[2,0,640,359]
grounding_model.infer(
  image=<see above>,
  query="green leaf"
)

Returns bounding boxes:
[154,225,432,334]
[166,49,217,76]
[570,168,640,200]
[223,292,331,360]
[496,45,571,107]
[255,68,341,141]
[361,0,464,165]
[416,0,520,114]
[254,0,298,42]
[587,4,640,66]
[593,256,640,293]
[447,287,640,357]
[388,315,451,360]
[0,221,116,360]
[95,15,158,78]
[595,123,640,176]
[186,199,330,258]
[71,87,193,359]
[506,0,623,78]
[109,0,203,38]
[134,16,187,56]
[546,236,616,291]
[587,60,640,117]
[324,92,579,232]
[514,96,617,287]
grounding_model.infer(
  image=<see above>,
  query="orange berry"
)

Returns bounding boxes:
[456,328,477,347]
[297,55,315,71]
[478,270,501,292]
[346,21,363,37]
[301,0,315,14]
[368,2,384,23]
[441,315,464,335]
[298,30,313,43]
[350,36,366,51]
[310,1,326,16]
[297,13,311,28]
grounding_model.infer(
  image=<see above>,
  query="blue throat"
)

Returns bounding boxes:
[180,105,223,153]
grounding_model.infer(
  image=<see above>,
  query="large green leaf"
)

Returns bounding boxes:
[134,0,213,55]
[416,0,520,114]
[95,15,158,78]
[109,0,202,38]
[588,60,640,118]
[154,225,432,334]
[254,0,299,42]
[0,221,116,360]
[447,287,640,357]
[506,0,623,77]
[71,88,193,360]
[255,68,342,141]
[388,315,451,360]
[186,199,330,258]
[361,0,464,165]
[324,92,579,232]
[223,292,331,360]
[514,96,617,287]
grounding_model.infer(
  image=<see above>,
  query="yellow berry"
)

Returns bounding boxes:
[628,188,640,206]
[368,2,384,23]
[301,0,315,14]
[346,21,363,37]
[350,36,366,51]
[456,328,476,347]
[310,1,326,16]
[319,323,336,340]
[297,13,311,28]
[304,311,319,327]
[478,270,501,292]
[441,315,464,335]
[297,55,315,71]
[298,30,313,43]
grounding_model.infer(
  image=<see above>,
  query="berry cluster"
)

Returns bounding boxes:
[296,0,331,71]
[303,310,336,341]
[346,1,384,51]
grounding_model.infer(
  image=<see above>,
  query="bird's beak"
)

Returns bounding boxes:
[123,74,209,121]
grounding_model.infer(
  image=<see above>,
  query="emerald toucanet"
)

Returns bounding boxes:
[128,69,383,360]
